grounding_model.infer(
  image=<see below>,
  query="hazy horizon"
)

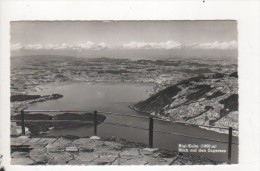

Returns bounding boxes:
[11,21,238,60]
[10,48,237,60]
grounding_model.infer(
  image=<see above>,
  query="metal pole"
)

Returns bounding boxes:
[94,111,97,136]
[149,117,154,148]
[21,110,25,135]
[228,127,233,164]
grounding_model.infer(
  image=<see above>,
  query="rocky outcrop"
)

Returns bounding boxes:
[133,72,238,134]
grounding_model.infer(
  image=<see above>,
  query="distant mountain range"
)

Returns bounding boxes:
[11,49,238,60]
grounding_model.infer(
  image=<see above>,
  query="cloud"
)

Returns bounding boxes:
[11,40,237,51]
[123,40,182,50]
[122,40,237,50]
[11,41,110,51]
[192,41,238,49]
[11,43,23,51]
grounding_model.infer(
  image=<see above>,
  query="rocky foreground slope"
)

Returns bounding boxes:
[11,136,219,165]
[133,72,238,135]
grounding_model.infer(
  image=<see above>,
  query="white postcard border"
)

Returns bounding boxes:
[1,1,259,171]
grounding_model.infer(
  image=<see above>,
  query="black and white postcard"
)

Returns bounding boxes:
[1,1,259,171]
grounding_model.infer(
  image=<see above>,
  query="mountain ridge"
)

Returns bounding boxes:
[133,72,238,135]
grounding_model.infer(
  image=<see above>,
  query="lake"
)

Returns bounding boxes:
[28,81,238,163]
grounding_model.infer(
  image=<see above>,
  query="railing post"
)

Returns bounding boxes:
[149,117,154,148]
[93,111,97,136]
[21,110,25,135]
[228,127,233,164]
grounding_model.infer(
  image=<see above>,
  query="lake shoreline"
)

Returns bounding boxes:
[129,105,238,136]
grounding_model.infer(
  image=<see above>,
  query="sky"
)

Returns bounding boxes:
[11,21,238,52]
[11,21,237,49]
